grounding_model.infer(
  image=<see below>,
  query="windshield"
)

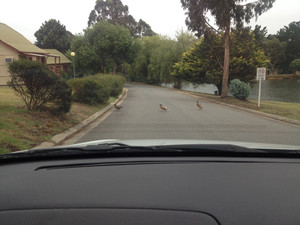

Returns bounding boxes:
[0,0,300,154]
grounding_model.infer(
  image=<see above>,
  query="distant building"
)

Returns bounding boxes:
[44,49,71,74]
[0,23,62,85]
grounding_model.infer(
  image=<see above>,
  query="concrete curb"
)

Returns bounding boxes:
[180,90,300,127]
[34,88,128,149]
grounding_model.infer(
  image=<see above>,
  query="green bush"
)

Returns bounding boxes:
[229,79,251,101]
[51,78,73,113]
[67,73,125,104]
[68,78,108,104]
[68,74,125,105]
[289,59,300,73]
[93,74,126,97]
[8,59,72,113]
[61,70,74,80]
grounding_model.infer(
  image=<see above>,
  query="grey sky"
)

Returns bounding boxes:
[0,0,299,43]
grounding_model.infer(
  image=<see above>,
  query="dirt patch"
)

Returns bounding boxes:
[1,142,20,152]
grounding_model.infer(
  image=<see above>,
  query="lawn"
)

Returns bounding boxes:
[252,100,300,121]
[0,86,117,154]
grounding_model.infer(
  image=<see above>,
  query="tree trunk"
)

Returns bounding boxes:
[221,25,230,98]
[216,83,222,95]
[173,79,182,89]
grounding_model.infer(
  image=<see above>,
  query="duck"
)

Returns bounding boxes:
[114,104,122,110]
[159,104,168,111]
[196,101,203,110]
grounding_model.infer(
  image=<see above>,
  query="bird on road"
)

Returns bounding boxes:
[196,101,203,110]
[114,104,122,111]
[159,104,168,111]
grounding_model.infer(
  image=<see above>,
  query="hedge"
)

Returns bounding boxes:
[68,74,125,104]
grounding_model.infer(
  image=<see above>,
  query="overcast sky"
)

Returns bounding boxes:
[0,0,299,43]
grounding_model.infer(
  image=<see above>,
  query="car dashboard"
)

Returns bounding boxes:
[1,155,300,225]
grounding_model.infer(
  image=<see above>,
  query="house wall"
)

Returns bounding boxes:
[0,43,19,85]
[48,63,71,75]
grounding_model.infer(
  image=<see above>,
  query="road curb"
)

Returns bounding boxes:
[180,90,300,127]
[34,88,128,149]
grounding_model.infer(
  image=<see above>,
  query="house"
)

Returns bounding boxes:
[44,49,71,75]
[0,22,61,85]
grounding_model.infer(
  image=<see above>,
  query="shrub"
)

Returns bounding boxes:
[229,79,251,101]
[83,79,110,104]
[289,59,300,73]
[68,77,109,104]
[93,74,126,97]
[50,78,73,113]
[8,59,72,113]
[61,70,74,80]
[68,74,125,105]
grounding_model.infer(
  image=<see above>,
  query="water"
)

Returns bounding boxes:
[162,80,300,103]
[249,80,300,103]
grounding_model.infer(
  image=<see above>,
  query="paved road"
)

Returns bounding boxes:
[77,84,300,146]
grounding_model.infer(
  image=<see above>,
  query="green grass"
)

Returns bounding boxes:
[250,100,300,121]
[0,87,121,154]
[0,87,23,105]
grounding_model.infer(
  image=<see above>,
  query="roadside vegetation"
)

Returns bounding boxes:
[8,59,72,113]
[1,72,124,154]
[0,87,119,154]
[229,79,251,101]
[68,74,125,104]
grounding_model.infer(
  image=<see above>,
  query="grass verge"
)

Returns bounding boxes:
[184,91,300,121]
[0,87,117,154]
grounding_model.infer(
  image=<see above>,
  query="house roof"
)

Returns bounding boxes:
[44,49,71,64]
[0,22,47,54]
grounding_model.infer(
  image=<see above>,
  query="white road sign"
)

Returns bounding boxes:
[257,68,266,80]
[256,67,266,107]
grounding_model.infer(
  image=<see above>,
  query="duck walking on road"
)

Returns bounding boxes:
[159,104,168,111]
[114,104,122,111]
[196,101,203,110]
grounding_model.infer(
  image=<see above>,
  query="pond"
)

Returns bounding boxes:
[162,79,300,103]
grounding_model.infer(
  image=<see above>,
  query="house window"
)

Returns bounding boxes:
[4,58,14,63]
[55,65,61,74]
[63,65,69,72]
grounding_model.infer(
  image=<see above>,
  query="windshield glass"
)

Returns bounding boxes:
[0,0,300,153]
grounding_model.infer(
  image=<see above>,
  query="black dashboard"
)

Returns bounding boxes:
[1,156,300,225]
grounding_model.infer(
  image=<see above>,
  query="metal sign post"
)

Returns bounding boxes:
[258,79,262,107]
[256,68,266,107]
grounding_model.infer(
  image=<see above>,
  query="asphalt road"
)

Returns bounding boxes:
[77,84,300,146]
